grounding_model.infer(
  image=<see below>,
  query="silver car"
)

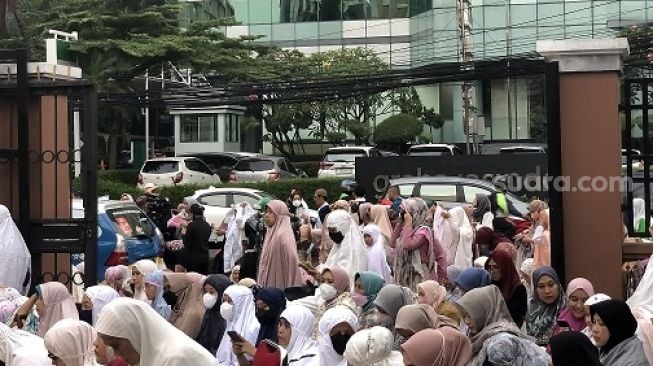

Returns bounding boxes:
[229,156,306,183]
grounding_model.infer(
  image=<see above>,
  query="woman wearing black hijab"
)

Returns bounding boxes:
[254,287,287,345]
[550,331,601,366]
[196,274,232,354]
[589,299,648,366]
[181,204,211,274]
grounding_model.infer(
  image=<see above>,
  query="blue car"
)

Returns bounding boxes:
[73,199,162,282]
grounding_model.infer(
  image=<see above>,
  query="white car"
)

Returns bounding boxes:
[318,146,381,178]
[407,144,464,156]
[191,187,272,231]
[138,157,221,188]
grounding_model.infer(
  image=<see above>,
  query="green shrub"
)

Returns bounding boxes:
[373,113,424,145]
[98,169,140,185]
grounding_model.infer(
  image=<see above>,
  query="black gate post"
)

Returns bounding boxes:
[16,49,30,237]
[83,86,98,286]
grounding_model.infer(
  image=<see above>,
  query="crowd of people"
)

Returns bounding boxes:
[0,181,652,366]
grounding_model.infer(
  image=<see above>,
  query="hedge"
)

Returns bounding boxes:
[82,176,346,209]
[294,161,320,178]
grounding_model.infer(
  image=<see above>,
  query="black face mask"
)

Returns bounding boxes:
[163,291,178,306]
[255,307,275,324]
[330,333,351,355]
[78,309,93,325]
[329,231,345,244]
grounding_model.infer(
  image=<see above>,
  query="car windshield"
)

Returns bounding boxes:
[408,147,451,156]
[142,161,179,174]
[105,207,156,238]
[234,159,275,171]
[324,150,366,162]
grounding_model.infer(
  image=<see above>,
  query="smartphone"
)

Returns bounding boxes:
[227,331,244,342]
[556,320,570,330]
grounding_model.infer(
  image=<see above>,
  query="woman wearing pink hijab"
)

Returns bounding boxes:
[257,200,303,289]
[401,327,472,366]
[553,277,594,335]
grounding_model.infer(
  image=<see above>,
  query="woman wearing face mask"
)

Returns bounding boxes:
[143,270,171,321]
[362,225,393,283]
[257,200,304,289]
[525,266,566,346]
[552,277,594,337]
[391,198,447,290]
[400,328,472,366]
[44,319,99,366]
[216,285,260,366]
[96,298,215,366]
[353,271,385,329]
[81,285,120,326]
[484,250,527,327]
[373,284,416,349]
[590,299,648,366]
[0,322,51,366]
[455,286,526,366]
[324,209,369,283]
[318,306,359,366]
[196,274,232,355]
[130,259,157,302]
[162,272,207,339]
[254,287,287,345]
[12,281,78,337]
[278,305,319,366]
[344,326,403,366]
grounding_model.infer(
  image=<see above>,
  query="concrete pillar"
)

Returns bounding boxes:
[537,39,629,298]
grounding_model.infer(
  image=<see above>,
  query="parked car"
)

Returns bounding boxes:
[138,157,221,188]
[73,198,163,282]
[191,187,273,230]
[407,144,464,156]
[379,150,400,157]
[178,152,261,182]
[622,149,644,173]
[500,145,547,154]
[318,146,382,178]
[384,176,529,216]
[229,156,306,183]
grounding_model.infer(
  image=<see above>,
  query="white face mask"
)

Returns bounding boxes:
[220,302,234,321]
[319,284,338,302]
[203,293,218,309]
[106,345,116,362]
[293,200,302,208]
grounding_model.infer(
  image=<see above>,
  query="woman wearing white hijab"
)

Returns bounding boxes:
[83,286,120,326]
[362,225,393,283]
[318,306,359,366]
[96,298,215,366]
[433,205,455,266]
[627,254,653,365]
[344,326,403,366]
[44,319,99,366]
[325,210,368,284]
[0,205,31,295]
[0,323,50,366]
[216,285,261,366]
[449,207,473,268]
[131,259,158,302]
[279,305,319,366]
[223,203,256,274]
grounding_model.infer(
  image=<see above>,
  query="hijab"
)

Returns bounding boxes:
[44,319,98,366]
[416,280,447,310]
[370,205,393,244]
[258,200,303,289]
[104,265,130,294]
[454,268,491,292]
[473,194,491,223]
[525,266,566,345]
[96,298,215,365]
[323,266,351,293]
[485,250,521,300]
[550,331,601,366]
[355,272,385,312]
[163,272,206,339]
[133,259,158,301]
[281,305,318,366]
[433,205,454,266]
[255,287,287,345]
[344,326,403,366]
[590,299,639,355]
[84,285,120,326]
[557,278,595,331]
[196,274,231,355]
[400,328,472,366]
[449,206,473,268]
[0,322,50,365]
[37,282,79,337]
[359,203,372,225]
[446,265,463,285]
[216,285,261,365]
[456,286,523,355]
[144,270,171,320]
[395,304,458,336]
[325,209,369,285]
[474,227,511,251]
[362,224,393,283]
[0,205,31,295]
[485,333,548,366]
[626,254,653,365]
[318,306,359,366]
[374,285,416,324]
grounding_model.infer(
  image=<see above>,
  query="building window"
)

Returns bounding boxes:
[180,114,219,142]
[226,114,240,143]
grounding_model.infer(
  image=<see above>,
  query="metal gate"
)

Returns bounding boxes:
[0,49,98,289]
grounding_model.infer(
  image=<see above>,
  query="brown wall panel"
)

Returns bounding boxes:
[40,96,56,219]
[29,99,42,219]
[55,95,70,219]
